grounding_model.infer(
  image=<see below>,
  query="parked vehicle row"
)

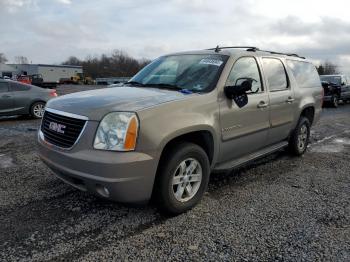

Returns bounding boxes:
[320,75,350,107]
[37,46,323,214]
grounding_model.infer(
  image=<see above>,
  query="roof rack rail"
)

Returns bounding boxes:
[259,50,306,59]
[207,46,259,52]
[207,45,305,59]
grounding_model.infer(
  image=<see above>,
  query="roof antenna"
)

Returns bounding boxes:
[214,45,220,52]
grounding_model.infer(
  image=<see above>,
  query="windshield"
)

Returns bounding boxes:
[128,54,228,92]
[320,76,341,85]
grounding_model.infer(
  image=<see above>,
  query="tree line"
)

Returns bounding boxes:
[0,51,343,77]
[61,50,151,78]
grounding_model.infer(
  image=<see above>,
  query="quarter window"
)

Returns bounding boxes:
[286,60,321,88]
[226,57,263,93]
[262,58,288,91]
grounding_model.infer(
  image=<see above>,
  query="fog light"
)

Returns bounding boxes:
[103,187,110,196]
[96,184,110,197]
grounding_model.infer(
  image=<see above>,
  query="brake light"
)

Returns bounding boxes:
[50,89,58,97]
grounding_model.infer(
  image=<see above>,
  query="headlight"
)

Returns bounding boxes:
[93,112,139,151]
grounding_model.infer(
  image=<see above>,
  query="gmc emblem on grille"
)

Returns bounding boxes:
[49,122,66,134]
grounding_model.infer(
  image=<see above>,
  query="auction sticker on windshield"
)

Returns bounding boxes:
[199,58,223,66]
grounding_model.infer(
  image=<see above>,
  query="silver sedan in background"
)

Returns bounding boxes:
[0,79,57,118]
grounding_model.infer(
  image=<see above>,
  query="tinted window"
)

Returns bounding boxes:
[0,82,9,93]
[262,58,288,91]
[287,60,321,88]
[10,82,31,92]
[226,57,263,93]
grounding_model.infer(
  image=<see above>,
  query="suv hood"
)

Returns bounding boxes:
[46,86,192,120]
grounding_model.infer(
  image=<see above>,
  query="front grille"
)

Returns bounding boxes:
[41,110,86,149]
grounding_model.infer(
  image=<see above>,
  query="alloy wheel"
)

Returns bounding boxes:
[172,158,202,202]
[297,124,308,151]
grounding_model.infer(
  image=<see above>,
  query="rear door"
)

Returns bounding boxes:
[261,57,296,144]
[9,82,32,114]
[0,81,14,114]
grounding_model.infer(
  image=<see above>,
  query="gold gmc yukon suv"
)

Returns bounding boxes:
[38,46,323,214]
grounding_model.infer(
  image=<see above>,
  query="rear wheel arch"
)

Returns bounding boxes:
[300,106,315,125]
[29,99,46,113]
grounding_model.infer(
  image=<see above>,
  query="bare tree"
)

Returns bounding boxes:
[62,50,151,78]
[317,61,339,75]
[0,53,8,63]
[15,56,29,64]
[62,56,81,66]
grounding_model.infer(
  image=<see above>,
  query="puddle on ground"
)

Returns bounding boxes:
[0,154,16,168]
[310,137,350,153]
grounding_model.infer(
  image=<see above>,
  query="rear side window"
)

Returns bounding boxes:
[286,60,321,88]
[0,82,9,93]
[262,58,288,91]
[10,82,31,91]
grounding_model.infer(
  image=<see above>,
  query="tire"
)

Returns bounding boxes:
[154,142,210,215]
[288,117,311,156]
[331,94,339,108]
[30,101,45,119]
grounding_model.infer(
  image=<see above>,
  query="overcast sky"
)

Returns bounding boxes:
[1,0,350,72]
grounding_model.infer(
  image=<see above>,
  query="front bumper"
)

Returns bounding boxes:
[37,121,159,204]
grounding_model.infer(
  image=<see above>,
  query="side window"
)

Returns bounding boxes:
[286,60,321,88]
[10,83,31,92]
[0,82,9,93]
[262,58,288,91]
[226,57,263,94]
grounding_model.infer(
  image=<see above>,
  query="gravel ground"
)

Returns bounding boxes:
[0,87,349,261]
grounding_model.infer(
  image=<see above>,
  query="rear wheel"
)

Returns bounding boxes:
[331,94,339,108]
[30,102,45,119]
[288,117,310,156]
[155,143,210,215]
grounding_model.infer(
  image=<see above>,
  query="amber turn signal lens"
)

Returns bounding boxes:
[124,116,138,150]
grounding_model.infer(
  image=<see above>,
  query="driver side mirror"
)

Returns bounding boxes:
[224,80,252,108]
[224,80,252,99]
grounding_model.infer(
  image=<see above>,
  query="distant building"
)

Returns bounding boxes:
[0,63,17,78]
[7,64,83,82]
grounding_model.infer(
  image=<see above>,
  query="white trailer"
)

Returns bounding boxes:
[8,64,83,83]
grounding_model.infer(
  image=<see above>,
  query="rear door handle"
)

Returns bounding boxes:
[257,101,269,108]
[286,97,295,103]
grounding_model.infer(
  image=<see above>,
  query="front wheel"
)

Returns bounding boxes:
[30,102,45,119]
[155,143,210,215]
[288,117,310,156]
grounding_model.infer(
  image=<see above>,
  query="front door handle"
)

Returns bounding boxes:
[286,97,295,103]
[257,101,269,108]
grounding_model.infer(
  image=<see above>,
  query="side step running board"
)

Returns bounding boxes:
[213,141,289,171]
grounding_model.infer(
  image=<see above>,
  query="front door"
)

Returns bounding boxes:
[261,57,295,144]
[219,57,270,163]
[0,82,13,114]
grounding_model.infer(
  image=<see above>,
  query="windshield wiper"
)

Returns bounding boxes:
[124,81,146,87]
[144,83,183,90]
